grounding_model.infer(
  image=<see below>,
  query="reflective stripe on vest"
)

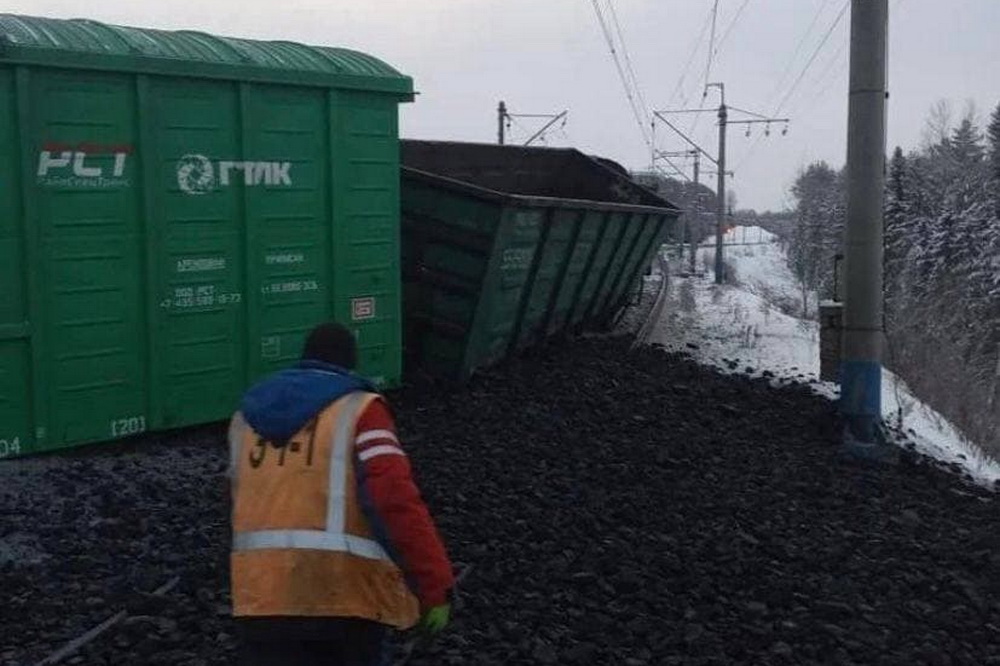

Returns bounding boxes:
[326,392,365,534]
[234,529,390,561]
[227,412,248,480]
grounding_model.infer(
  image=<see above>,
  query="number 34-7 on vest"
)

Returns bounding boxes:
[248,419,318,468]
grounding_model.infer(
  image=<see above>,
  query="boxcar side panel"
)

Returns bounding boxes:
[242,83,331,379]
[147,78,245,429]
[332,91,402,387]
[0,66,30,458]
[31,69,147,447]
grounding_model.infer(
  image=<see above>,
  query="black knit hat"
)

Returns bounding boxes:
[301,322,358,370]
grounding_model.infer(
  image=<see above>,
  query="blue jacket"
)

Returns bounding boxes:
[240,360,376,441]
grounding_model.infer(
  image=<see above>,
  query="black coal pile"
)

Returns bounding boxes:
[2,337,998,666]
[0,434,233,666]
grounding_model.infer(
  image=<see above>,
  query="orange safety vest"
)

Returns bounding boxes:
[229,392,420,629]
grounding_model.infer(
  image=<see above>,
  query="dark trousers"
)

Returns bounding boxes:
[236,617,390,666]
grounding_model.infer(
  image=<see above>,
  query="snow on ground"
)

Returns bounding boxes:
[713,226,811,319]
[652,225,1000,487]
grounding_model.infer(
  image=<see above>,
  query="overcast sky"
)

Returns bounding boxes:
[9,0,999,210]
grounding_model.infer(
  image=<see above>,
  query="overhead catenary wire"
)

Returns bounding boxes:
[788,36,848,118]
[590,0,651,145]
[733,0,849,172]
[687,0,723,150]
[733,0,836,170]
[715,0,752,56]
[702,0,721,93]
[523,111,568,146]
[727,105,773,120]
[772,0,849,116]
[655,152,693,182]
[505,110,569,147]
[606,0,649,123]
[762,13,849,134]
[590,0,691,182]
[667,5,716,109]
[760,0,833,112]
[505,114,532,144]
[786,0,904,132]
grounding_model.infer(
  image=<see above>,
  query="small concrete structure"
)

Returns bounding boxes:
[819,301,844,383]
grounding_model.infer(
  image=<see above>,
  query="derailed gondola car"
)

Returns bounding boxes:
[400,140,680,379]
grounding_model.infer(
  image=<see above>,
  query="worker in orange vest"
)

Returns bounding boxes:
[228,322,455,665]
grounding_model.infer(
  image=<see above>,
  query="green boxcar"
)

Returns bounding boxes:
[401,140,680,380]
[0,15,413,457]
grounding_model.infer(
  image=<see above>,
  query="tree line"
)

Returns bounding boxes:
[787,102,1000,453]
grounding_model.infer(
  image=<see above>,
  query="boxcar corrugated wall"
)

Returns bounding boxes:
[0,14,413,456]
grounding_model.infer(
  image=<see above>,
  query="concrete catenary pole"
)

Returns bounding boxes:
[840,0,889,450]
[715,102,728,284]
[690,152,700,273]
[498,101,507,145]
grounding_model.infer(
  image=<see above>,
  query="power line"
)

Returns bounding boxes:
[507,114,531,142]
[606,0,649,122]
[702,0,721,93]
[790,0,904,123]
[499,103,570,146]
[761,0,833,111]
[728,105,776,120]
[715,0,752,54]
[686,1,725,151]
[590,0,651,145]
[772,0,849,116]
[593,0,702,184]
[590,0,689,181]
[764,9,849,135]
[667,5,716,109]
[684,0,757,144]
[792,36,848,116]
[733,0,850,173]
[731,0,834,171]
[653,111,719,165]
[654,150,692,182]
[522,111,569,146]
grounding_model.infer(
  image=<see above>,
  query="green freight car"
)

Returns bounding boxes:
[0,15,413,457]
[401,140,679,379]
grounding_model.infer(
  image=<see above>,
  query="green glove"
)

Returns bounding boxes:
[418,604,451,636]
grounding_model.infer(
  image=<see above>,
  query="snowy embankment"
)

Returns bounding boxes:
[652,226,1000,488]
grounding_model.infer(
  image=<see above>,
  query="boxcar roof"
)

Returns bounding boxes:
[0,14,413,95]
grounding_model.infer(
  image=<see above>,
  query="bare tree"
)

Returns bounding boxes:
[921,99,954,148]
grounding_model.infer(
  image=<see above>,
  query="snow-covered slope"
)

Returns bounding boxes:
[651,226,1000,487]
[712,226,810,318]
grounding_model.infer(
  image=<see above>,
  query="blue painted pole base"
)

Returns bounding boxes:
[839,359,897,465]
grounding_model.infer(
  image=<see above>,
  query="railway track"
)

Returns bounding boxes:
[630,251,671,349]
[32,578,180,666]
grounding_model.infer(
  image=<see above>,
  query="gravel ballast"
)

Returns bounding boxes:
[2,337,998,665]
